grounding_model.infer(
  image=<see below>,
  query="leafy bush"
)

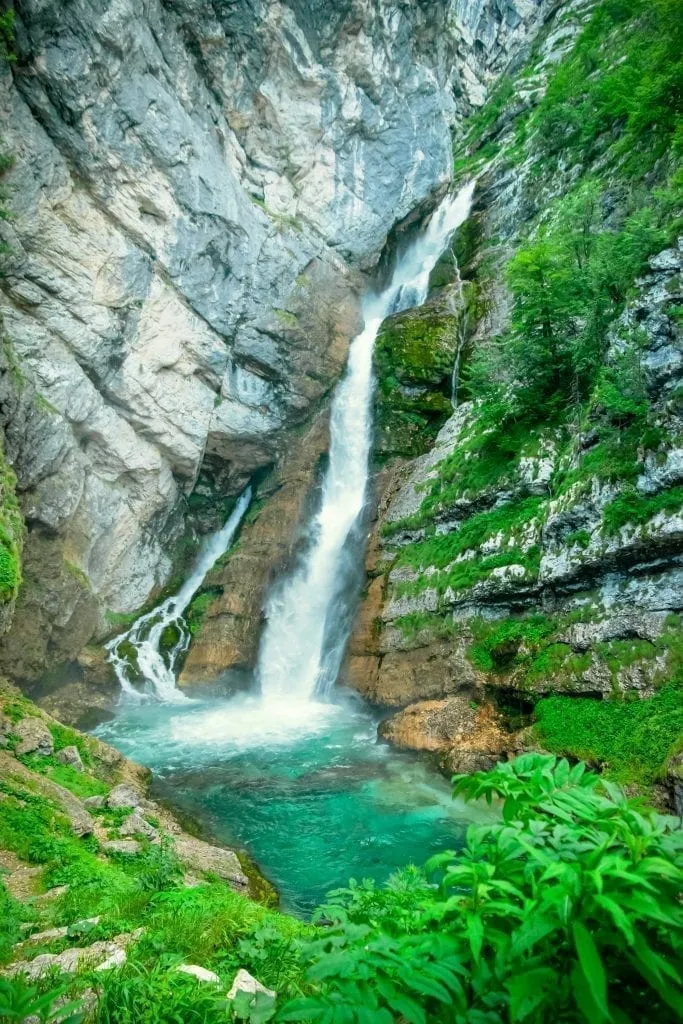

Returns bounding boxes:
[94,961,230,1024]
[279,755,683,1023]
[602,486,683,535]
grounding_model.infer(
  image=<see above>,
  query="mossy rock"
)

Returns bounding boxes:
[375,305,459,387]
[374,304,461,458]
[159,623,182,653]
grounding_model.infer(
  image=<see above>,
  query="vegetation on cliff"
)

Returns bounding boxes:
[0,436,22,607]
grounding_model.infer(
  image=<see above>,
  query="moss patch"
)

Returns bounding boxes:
[374,304,461,458]
[0,436,22,604]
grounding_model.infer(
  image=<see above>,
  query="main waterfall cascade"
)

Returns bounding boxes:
[107,487,252,701]
[106,182,475,710]
[257,181,476,707]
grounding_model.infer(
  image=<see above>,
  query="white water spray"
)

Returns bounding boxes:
[107,487,252,702]
[257,182,475,705]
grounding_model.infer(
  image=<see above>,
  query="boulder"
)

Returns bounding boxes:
[83,794,106,809]
[3,933,135,979]
[0,712,11,748]
[103,840,142,857]
[106,783,142,809]
[227,969,276,1002]
[119,813,157,840]
[173,837,248,891]
[95,948,127,971]
[379,695,510,775]
[20,917,99,946]
[56,745,84,771]
[176,964,221,984]
[14,718,54,757]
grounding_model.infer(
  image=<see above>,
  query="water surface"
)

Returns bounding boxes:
[96,693,483,915]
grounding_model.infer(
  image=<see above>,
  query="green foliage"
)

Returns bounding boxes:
[0,882,26,963]
[373,306,460,458]
[186,588,221,636]
[534,685,683,786]
[469,614,558,672]
[395,496,543,573]
[94,961,230,1024]
[0,442,22,603]
[467,190,668,422]
[0,977,84,1023]
[0,780,75,865]
[135,837,183,893]
[533,0,683,172]
[602,485,683,535]
[278,755,683,1023]
[19,757,107,800]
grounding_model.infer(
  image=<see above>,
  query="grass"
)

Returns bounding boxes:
[469,614,560,673]
[0,436,22,604]
[602,485,683,535]
[186,588,221,636]
[19,756,108,800]
[534,683,683,787]
[394,496,543,571]
[389,496,544,602]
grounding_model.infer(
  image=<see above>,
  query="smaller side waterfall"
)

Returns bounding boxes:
[107,487,252,702]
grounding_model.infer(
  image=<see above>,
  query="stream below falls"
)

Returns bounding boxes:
[97,183,479,917]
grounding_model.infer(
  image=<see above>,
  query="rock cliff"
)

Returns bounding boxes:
[344,0,683,799]
[0,0,553,684]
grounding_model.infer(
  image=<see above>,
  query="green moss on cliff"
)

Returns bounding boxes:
[602,485,683,535]
[374,305,460,458]
[0,439,22,605]
[394,495,543,572]
[534,684,683,787]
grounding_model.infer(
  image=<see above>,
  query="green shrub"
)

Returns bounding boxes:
[279,755,683,1023]
[0,976,84,1023]
[602,486,683,535]
[94,961,231,1024]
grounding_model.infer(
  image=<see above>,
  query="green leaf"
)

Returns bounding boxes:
[572,922,610,1022]
[383,993,426,1024]
[508,967,556,1021]
[467,914,485,962]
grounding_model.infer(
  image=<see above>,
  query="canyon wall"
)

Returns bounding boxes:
[0,0,553,685]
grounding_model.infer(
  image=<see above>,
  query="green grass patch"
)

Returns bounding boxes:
[469,614,559,672]
[534,684,683,787]
[602,485,683,535]
[394,496,544,572]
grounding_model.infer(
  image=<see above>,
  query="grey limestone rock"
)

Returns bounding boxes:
[13,717,54,757]
[56,745,84,772]
[106,783,143,809]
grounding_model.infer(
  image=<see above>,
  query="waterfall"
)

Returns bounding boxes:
[257,182,475,705]
[107,487,252,701]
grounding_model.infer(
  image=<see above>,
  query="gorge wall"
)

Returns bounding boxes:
[344,0,683,803]
[0,0,554,691]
